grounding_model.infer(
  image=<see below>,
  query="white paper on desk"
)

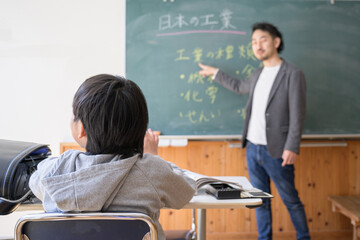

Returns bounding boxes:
[228,176,253,190]
[183,170,245,191]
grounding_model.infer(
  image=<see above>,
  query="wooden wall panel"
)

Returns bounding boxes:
[349,141,360,195]
[60,140,360,239]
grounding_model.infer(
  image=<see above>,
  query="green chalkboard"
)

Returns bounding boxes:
[126,0,360,136]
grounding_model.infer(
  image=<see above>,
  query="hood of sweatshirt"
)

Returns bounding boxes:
[40,151,138,212]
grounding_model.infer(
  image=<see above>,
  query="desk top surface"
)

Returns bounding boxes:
[184,176,262,209]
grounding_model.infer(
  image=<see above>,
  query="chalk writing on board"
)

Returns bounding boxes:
[179,108,246,124]
[156,7,256,126]
[179,86,218,104]
[219,9,236,30]
[179,109,221,124]
[157,9,246,36]
[173,41,260,124]
[174,44,256,63]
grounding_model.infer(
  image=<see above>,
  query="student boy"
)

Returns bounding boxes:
[29,74,196,240]
[198,22,310,240]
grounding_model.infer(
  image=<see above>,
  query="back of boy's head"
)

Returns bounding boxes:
[72,74,149,158]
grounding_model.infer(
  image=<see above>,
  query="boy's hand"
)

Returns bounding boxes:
[143,129,159,155]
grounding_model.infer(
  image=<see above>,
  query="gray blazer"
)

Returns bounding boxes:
[215,60,306,158]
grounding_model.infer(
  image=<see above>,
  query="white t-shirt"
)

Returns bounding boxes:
[246,65,281,145]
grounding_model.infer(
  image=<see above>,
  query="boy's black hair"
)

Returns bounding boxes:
[72,74,149,158]
[252,22,284,53]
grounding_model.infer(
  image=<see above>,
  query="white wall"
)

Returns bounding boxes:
[0,0,126,155]
[0,0,126,237]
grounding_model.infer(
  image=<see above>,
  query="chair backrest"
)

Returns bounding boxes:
[14,212,157,240]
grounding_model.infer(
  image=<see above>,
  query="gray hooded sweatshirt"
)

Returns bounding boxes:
[29,150,196,240]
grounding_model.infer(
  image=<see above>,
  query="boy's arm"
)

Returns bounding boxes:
[142,154,196,209]
[29,169,44,201]
[29,156,59,201]
[160,161,196,209]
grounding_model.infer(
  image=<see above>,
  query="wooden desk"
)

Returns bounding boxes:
[329,196,360,240]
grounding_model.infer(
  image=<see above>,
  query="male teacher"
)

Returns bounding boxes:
[198,22,310,240]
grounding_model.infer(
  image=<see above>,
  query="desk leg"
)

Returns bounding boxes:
[197,209,206,240]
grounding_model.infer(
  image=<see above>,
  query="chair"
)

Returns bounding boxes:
[14,212,157,240]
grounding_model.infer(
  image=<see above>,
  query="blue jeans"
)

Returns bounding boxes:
[246,141,310,240]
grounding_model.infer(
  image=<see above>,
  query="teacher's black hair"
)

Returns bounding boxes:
[252,22,284,53]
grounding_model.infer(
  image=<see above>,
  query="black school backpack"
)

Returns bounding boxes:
[0,139,51,215]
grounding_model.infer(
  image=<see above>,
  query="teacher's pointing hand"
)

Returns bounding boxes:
[198,62,217,77]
